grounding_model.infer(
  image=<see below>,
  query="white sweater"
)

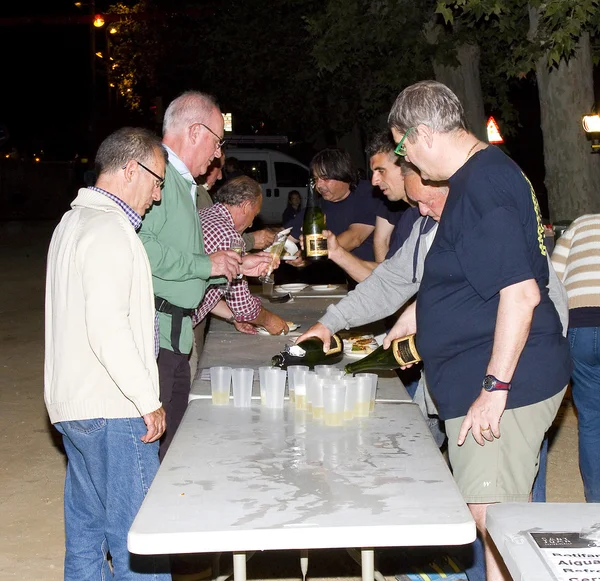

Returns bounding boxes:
[552,214,600,310]
[45,188,161,423]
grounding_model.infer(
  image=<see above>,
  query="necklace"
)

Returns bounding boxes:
[465,141,480,162]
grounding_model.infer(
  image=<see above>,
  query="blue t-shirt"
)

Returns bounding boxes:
[291,180,381,261]
[416,146,571,420]
[387,206,421,258]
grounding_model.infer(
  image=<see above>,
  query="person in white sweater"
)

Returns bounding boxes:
[552,214,600,503]
[45,127,171,580]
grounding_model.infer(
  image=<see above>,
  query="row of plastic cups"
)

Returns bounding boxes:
[210,366,288,408]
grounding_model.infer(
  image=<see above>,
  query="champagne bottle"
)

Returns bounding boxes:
[271,335,343,369]
[303,180,328,261]
[344,334,421,374]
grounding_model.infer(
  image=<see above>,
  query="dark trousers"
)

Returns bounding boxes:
[158,347,191,461]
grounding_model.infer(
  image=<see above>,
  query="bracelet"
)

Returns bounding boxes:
[226,315,235,324]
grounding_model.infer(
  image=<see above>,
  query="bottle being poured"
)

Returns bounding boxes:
[271,335,344,369]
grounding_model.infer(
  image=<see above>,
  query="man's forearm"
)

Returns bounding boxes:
[337,224,372,252]
[210,299,233,320]
[487,279,540,382]
[329,246,376,283]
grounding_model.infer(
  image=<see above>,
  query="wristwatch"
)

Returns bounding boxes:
[482,374,511,392]
[225,315,235,325]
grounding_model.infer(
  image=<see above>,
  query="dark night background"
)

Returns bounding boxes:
[0,1,570,219]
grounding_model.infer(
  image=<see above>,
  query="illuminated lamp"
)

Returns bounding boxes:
[93,15,105,27]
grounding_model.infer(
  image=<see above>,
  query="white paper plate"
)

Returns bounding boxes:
[274,283,308,293]
[257,322,300,335]
[311,284,340,291]
[344,343,378,357]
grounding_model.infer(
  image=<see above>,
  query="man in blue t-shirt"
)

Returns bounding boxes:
[290,148,382,264]
[388,81,570,581]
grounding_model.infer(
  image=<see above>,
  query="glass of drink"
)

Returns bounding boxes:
[210,366,232,405]
[225,237,244,291]
[259,232,287,284]
[323,383,346,426]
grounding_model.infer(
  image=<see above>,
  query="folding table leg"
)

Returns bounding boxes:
[300,549,308,581]
[232,552,247,581]
[361,548,375,581]
[212,552,222,581]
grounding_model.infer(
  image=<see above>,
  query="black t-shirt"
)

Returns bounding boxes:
[291,180,381,261]
[387,206,421,258]
[416,146,571,420]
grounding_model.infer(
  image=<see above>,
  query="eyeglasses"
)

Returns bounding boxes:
[136,160,165,188]
[394,127,415,157]
[198,123,226,149]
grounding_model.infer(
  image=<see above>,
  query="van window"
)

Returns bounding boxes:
[237,160,268,184]
[274,162,308,187]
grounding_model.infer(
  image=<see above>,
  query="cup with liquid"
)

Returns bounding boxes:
[210,366,232,405]
[323,383,346,426]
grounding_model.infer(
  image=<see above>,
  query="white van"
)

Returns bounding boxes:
[223,148,309,225]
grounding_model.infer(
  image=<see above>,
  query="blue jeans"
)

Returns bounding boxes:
[55,418,171,580]
[569,326,600,502]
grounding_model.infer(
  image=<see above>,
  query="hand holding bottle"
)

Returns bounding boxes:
[295,322,333,353]
[383,301,417,352]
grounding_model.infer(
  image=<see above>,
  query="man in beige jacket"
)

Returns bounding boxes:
[45,127,170,580]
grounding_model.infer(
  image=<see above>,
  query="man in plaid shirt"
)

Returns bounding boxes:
[193,175,289,336]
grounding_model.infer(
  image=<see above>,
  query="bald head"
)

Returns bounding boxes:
[403,172,449,222]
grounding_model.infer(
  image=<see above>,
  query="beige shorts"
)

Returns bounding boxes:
[445,387,566,503]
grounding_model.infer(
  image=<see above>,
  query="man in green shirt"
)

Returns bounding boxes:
[139,91,270,458]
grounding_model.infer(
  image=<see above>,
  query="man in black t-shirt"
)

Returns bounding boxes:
[387,81,570,581]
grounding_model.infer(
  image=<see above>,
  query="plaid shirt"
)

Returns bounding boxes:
[89,186,160,358]
[193,203,262,325]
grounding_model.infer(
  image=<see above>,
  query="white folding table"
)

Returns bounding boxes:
[129,400,475,581]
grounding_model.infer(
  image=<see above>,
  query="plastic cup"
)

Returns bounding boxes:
[343,377,358,421]
[354,376,372,417]
[258,366,272,405]
[210,366,232,405]
[262,281,274,297]
[306,373,325,420]
[314,365,341,378]
[356,373,378,412]
[232,367,254,408]
[323,383,346,426]
[264,368,286,409]
[287,365,309,403]
[294,370,311,411]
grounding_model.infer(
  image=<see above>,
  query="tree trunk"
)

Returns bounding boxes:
[336,123,367,173]
[530,10,600,220]
[433,43,487,142]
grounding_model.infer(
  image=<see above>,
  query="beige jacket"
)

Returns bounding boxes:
[45,188,161,423]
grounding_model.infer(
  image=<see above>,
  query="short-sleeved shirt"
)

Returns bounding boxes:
[377,198,407,226]
[291,180,381,261]
[416,146,571,420]
[387,205,421,258]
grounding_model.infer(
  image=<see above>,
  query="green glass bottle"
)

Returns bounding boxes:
[303,180,328,261]
[271,335,343,369]
[344,334,421,374]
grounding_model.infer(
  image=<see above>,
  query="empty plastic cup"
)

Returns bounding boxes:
[264,368,286,409]
[314,365,341,378]
[210,366,232,405]
[232,367,254,408]
[354,376,372,417]
[323,383,346,426]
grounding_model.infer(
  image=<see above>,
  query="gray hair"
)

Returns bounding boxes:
[162,91,219,135]
[95,127,166,176]
[212,175,262,207]
[388,80,467,137]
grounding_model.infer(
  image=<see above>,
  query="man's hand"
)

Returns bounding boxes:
[262,311,289,335]
[323,230,341,260]
[296,322,332,352]
[242,252,274,277]
[383,302,417,349]
[457,389,508,446]
[233,320,258,335]
[210,250,242,281]
[251,229,276,250]
[141,406,166,443]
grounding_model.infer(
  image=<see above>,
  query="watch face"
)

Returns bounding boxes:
[483,376,495,391]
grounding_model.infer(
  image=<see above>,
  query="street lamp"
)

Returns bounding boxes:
[582,114,600,152]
